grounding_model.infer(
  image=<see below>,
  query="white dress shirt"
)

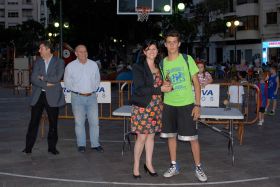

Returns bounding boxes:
[42,55,52,91]
[64,58,100,93]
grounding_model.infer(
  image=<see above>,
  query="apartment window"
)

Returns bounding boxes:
[8,12,18,17]
[229,0,234,12]
[0,10,4,17]
[0,22,4,28]
[23,0,32,4]
[238,16,258,30]
[8,23,17,28]
[245,49,253,63]
[237,0,258,5]
[8,1,18,5]
[266,12,277,24]
[22,9,32,18]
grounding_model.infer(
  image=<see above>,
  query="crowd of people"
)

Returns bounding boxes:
[21,29,279,183]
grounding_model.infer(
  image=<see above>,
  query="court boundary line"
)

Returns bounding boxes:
[0,172,270,186]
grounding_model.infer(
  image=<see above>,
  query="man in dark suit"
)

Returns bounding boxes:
[22,40,65,155]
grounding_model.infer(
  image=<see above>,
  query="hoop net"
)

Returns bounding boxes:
[136,7,151,22]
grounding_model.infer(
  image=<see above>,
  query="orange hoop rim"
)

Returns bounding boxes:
[136,6,151,13]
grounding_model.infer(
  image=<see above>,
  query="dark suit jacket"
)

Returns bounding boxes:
[130,60,162,107]
[30,56,66,107]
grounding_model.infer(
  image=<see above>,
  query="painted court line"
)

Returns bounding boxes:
[62,138,166,144]
[0,172,270,186]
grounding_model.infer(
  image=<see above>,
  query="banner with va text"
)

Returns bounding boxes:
[61,82,111,103]
[200,84,220,107]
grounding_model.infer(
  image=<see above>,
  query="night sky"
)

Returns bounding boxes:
[59,0,164,55]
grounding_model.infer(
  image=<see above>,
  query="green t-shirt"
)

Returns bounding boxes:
[162,54,199,106]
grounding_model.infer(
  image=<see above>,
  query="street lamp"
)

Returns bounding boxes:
[226,20,240,64]
[177,3,185,11]
[53,20,69,58]
[164,4,171,12]
[163,2,185,13]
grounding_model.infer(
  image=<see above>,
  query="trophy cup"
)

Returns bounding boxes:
[165,71,173,90]
[223,99,231,111]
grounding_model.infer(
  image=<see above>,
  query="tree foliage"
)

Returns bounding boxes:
[0,20,45,56]
[191,0,228,47]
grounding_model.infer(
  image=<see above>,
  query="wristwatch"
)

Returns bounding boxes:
[194,104,201,108]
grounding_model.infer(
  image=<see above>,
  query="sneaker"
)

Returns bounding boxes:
[195,165,207,182]
[268,111,275,116]
[257,121,263,126]
[163,164,179,178]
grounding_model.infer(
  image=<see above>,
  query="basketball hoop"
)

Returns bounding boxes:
[136,6,151,22]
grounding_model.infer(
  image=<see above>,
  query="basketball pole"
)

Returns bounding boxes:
[59,0,63,59]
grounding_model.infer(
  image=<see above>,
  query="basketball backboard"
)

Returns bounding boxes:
[117,0,173,15]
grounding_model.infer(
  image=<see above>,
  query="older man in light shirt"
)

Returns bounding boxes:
[64,44,103,153]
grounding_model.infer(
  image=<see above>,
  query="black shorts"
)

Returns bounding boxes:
[259,107,265,113]
[160,104,198,141]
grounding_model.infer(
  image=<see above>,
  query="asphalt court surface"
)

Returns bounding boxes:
[0,87,280,187]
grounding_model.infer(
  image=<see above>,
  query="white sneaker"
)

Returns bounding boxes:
[163,164,179,178]
[257,121,263,126]
[195,165,207,182]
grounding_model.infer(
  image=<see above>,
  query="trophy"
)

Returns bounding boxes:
[165,71,173,90]
[223,99,231,111]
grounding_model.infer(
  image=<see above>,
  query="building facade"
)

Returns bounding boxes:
[208,0,280,65]
[0,0,49,29]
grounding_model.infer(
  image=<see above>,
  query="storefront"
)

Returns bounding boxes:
[262,40,280,64]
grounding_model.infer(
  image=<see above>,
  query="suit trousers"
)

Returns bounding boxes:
[25,91,59,152]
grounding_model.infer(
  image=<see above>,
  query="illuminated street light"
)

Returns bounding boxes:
[63,22,69,28]
[164,4,171,12]
[226,20,241,64]
[234,20,240,27]
[54,22,59,28]
[226,22,231,28]
[48,32,53,37]
[177,3,185,11]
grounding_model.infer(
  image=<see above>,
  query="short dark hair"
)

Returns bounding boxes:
[142,39,158,52]
[39,40,54,53]
[164,29,181,42]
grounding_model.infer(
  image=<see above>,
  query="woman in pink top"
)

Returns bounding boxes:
[197,62,213,88]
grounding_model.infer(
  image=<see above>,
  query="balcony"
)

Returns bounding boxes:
[236,3,259,16]
[262,24,280,38]
[237,0,258,5]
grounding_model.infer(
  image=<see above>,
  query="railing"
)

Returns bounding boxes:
[40,81,259,140]
[58,80,133,121]
[57,81,259,125]
[13,69,31,95]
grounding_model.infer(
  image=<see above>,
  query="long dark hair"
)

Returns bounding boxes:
[140,39,161,68]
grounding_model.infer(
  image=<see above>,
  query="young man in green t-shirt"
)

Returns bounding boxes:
[160,30,207,182]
